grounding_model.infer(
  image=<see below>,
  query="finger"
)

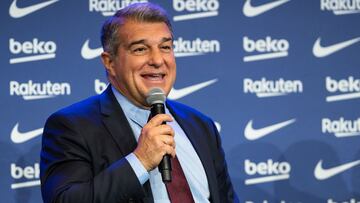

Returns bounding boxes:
[161,135,175,148]
[142,125,174,141]
[153,134,175,147]
[147,114,173,127]
[162,144,176,158]
[154,125,175,137]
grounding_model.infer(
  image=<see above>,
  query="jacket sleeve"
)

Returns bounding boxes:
[208,120,239,203]
[40,112,145,203]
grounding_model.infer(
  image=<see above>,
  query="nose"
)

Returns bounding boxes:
[148,49,164,68]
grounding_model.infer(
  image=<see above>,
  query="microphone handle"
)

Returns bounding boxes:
[150,103,172,182]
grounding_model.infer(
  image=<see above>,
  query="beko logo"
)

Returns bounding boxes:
[245,159,291,185]
[243,36,289,62]
[173,37,220,57]
[9,38,57,64]
[9,0,59,18]
[11,163,40,189]
[328,198,360,203]
[243,0,290,17]
[322,117,360,137]
[173,0,219,21]
[95,79,109,94]
[325,76,360,102]
[10,80,71,100]
[321,0,360,15]
[243,78,303,98]
[89,0,147,16]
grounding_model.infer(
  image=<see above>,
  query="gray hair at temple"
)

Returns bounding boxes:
[100,2,173,57]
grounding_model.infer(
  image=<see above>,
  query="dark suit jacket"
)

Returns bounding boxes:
[40,86,237,203]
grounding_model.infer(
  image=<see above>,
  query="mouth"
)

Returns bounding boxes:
[141,73,166,81]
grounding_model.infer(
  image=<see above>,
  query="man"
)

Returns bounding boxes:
[40,3,237,203]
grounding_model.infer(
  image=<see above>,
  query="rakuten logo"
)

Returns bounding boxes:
[243,78,303,98]
[321,0,360,15]
[243,36,289,62]
[325,76,360,102]
[89,0,147,16]
[173,37,220,57]
[94,79,108,94]
[10,163,40,189]
[173,0,219,21]
[10,80,71,100]
[244,159,291,185]
[328,198,360,203]
[322,117,360,137]
[9,38,56,64]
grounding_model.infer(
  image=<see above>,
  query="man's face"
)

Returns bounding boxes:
[103,20,176,108]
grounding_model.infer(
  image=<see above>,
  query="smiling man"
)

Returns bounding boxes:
[40,3,237,203]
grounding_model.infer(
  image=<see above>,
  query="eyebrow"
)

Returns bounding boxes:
[127,37,173,48]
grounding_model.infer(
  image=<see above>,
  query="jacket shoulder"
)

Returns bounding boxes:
[48,94,101,123]
[166,100,213,123]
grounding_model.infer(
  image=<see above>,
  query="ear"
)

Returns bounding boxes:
[101,51,116,77]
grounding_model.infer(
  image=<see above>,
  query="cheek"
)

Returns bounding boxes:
[118,60,139,79]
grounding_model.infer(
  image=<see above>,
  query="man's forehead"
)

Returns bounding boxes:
[119,28,172,47]
[127,37,173,46]
[119,20,172,40]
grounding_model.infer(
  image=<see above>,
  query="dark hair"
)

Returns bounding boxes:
[100,2,173,57]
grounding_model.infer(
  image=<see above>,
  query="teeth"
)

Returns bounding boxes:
[143,74,163,80]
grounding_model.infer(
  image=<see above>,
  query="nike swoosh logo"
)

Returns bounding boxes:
[81,39,103,59]
[214,121,221,132]
[243,0,290,17]
[11,123,43,143]
[314,159,360,180]
[9,0,59,18]
[168,79,218,100]
[313,37,360,58]
[244,118,296,140]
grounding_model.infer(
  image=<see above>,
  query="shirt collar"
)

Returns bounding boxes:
[111,86,150,127]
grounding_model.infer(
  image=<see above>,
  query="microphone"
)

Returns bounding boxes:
[146,88,172,183]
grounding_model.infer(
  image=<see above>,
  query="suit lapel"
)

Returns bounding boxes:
[166,101,219,203]
[99,86,154,202]
[99,86,137,155]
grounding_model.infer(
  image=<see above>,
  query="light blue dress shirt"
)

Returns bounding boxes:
[111,86,210,203]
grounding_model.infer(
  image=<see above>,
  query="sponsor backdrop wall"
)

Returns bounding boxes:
[1,0,360,202]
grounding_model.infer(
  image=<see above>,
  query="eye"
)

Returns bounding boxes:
[131,45,148,55]
[160,44,173,52]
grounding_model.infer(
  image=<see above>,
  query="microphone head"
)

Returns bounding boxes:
[146,88,166,105]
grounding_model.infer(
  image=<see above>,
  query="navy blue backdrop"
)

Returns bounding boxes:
[2,0,360,202]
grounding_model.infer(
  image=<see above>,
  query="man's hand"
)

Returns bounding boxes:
[134,114,176,171]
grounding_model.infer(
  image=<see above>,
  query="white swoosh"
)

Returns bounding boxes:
[243,0,290,17]
[11,123,43,143]
[168,79,218,100]
[314,159,360,180]
[214,121,221,133]
[244,119,296,140]
[313,37,360,58]
[9,0,59,18]
[81,39,103,60]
